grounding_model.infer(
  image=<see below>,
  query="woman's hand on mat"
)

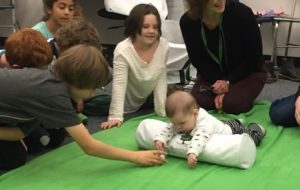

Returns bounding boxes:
[214,94,225,112]
[187,153,197,168]
[154,140,165,151]
[134,150,166,166]
[295,96,300,125]
[100,119,122,129]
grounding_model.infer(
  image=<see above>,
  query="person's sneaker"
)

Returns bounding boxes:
[278,58,300,82]
[247,123,266,146]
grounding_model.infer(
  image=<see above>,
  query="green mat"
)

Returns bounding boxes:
[1,101,299,190]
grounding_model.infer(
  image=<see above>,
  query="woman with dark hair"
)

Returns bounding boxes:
[180,0,267,114]
[100,4,169,129]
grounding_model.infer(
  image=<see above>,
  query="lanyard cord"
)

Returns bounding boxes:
[201,14,224,69]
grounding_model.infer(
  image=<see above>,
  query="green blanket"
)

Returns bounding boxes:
[1,101,299,190]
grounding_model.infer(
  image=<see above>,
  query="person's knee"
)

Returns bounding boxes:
[269,103,282,125]
[222,99,252,114]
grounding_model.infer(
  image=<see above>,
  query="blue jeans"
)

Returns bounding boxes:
[269,94,298,127]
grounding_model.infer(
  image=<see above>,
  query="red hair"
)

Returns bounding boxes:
[5,28,52,68]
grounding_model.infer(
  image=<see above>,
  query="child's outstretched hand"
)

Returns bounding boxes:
[134,150,167,166]
[187,153,197,168]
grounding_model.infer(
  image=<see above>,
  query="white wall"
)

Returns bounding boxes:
[0,0,43,36]
[1,0,299,57]
[242,0,300,57]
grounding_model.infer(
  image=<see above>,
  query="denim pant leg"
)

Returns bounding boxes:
[269,94,298,127]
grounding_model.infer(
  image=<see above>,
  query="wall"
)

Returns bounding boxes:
[1,0,299,57]
[0,0,43,36]
[242,0,300,57]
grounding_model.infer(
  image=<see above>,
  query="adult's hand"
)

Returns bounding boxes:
[214,94,225,112]
[212,80,229,94]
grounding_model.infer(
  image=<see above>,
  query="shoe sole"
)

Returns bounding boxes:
[278,73,300,82]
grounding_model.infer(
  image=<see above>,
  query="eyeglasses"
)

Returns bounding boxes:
[199,85,213,92]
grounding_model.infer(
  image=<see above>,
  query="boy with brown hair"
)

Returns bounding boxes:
[0,44,165,170]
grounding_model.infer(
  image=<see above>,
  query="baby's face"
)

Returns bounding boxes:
[170,110,198,133]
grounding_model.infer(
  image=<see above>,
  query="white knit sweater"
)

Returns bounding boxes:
[108,37,169,122]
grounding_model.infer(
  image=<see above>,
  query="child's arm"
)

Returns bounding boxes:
[66,123,166,166]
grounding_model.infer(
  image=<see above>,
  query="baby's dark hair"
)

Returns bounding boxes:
[165,91,199,118]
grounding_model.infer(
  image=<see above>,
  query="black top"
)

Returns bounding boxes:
[180,1,264,84]
[0,68,81,135]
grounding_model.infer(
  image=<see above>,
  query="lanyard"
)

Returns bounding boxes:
[201,15,224,68]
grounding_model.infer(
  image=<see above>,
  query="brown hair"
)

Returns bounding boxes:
[185,0,229,20]
[53,44,109,89]
[184,0,209,20]
[165,91,199,118]
[5,28,52,68]
[124,4,161,40]
[55,17,101,53]
[42,0,82,21]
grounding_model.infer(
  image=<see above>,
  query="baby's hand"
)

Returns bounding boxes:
[187,153,198,168]
[154,140,165,151]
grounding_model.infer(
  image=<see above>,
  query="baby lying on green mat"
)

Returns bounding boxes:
[136,91,266,169]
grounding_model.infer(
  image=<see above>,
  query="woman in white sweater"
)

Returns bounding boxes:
[100,4,169,129]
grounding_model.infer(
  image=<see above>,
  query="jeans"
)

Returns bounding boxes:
[269,94,298,127]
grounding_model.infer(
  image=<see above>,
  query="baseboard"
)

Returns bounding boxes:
[263,55,300,67]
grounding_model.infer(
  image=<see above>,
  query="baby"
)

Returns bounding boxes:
[154,91,266,168]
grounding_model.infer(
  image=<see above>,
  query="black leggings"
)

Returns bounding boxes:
[0,140,27,170]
